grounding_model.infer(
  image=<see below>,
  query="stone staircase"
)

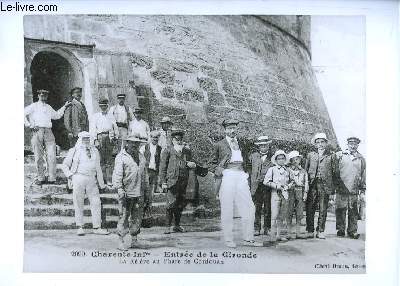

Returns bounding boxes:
[24,153,220,230]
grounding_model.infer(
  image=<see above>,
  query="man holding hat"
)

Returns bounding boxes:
[24,89,71,185]
[249,135,273,236]
[210,119,261,248]
[90,98,119,185]
[305,132,335,239]
[158,116,173,149]
[129,107,150,141]
[64,87,89,147]
[108,93,134,147]
[142,130,162,226]
[61,131,109,236]
[159,128,196,234]
[113,135,149,250]
[333,136,366,239]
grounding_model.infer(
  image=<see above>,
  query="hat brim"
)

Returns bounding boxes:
[271,154,289,166]
[255,140,272,145]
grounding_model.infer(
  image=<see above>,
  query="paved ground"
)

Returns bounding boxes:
[24,215,365,273]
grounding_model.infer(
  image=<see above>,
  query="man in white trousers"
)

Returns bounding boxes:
[210,119,262,248]
[62,131,110,236]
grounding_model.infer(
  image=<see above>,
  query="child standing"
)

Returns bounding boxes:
[287,151,309,239]
[263,150,292,242]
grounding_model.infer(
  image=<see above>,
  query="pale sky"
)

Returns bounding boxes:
[311,16,366,154]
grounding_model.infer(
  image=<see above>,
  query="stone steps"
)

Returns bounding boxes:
[24,163,67,183]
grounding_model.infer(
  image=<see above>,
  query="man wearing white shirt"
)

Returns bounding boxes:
[24,89,71,185]
[129,107,150,141]
[108,93,134,151]
[209,119,262,248]
[90,98,119,185]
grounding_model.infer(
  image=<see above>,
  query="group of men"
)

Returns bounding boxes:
[24,87,366,250]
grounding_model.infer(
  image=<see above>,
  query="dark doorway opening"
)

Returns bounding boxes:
[30,51,81,150]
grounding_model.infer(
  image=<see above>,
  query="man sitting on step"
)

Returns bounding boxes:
[61,131,110,236]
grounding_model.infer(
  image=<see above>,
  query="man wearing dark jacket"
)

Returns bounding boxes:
[159,128,196,234]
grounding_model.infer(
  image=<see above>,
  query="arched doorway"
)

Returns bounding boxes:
[30,51,83,150]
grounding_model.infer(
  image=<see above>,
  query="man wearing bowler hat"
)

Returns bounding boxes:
[159,128,196,234]
[305,132,335,239]
[210,119,262,248]
[250,135,273,236]
[334,136,366,239]
[90,98,119,185]
[109,93,134,149]
[24,89,71,185]
[113,135,149,250]
[64,87,89,147]
[129,107,150,141]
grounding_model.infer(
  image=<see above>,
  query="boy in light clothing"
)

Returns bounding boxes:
[263,150,292,242]
[287,151,309,239]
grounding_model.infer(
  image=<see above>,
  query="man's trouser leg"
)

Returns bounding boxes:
[270,191,281,235]
[144,169,157,219]
[129,197,144,236]
[287,191,296,228]
[347,195,359,235]
[43,128,57,182]
[219,169,238,242]
[316,182,329,232]
[72,174,87,227]
[252,184,264,232]
[294,188,304,224]
[264,187,272,230]
[335,193,347,233]
[85,175,102,228]
[233,171,255,241]
[97,134,113,183]
[306,184,318,233]
[31,129,46,181]
[117,197,131,237]
[174,177,188,227]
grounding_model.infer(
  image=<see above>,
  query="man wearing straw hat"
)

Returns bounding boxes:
[61,131,109,236]
[334,136,366,239]
[24,89,71,185]
[112,135,149,250]
[305,132,335,239]
[249,135,273,236]
[210,119,262,248]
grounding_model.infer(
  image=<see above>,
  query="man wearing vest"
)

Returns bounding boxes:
[24,89,71,185]
[64,87,89,148]
[159,128,196,234]
[305,132,335,239]
[90,98,119,185]
[210,119,262,248]
[61,131,110,236]
[108,93,134,151]
[250,135,273,236]
[113,135,149,250]
[142,130,162,226]
[334,136,366,239]
[129,107,150,141]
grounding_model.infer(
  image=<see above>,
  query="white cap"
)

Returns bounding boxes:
[271,150,288,165]
[288,150,302,161]
[312,132,328,143]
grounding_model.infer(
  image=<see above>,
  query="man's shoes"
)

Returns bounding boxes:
[277,236,288,242]
[130,236,139,248]
[164,226,174,234]
[263,228,270,236]
[348,232,360,239]
[173,226,185,233]
[242,240,263,247]
[34,179,46,186]
[306,232,315,239]
[77,227,85,236]
[93,228,110,235]
[316,232,326,239]
[225,241,237,248]
[337,230,345,237]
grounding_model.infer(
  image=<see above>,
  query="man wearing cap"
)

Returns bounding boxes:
[210,119,262,248]
[90,98,119,185]
[113,135,149,250]
[129,107,150,141]
[158,116,173,149]
[159,128,196,234]
[305,132,335,239]
[108,94,134,149]
[61,131,110,236]
[142,130,162,226]
[24,89,71,185]
[249,135,273,236]
[64,87,89,147]
[333,136,366,239]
